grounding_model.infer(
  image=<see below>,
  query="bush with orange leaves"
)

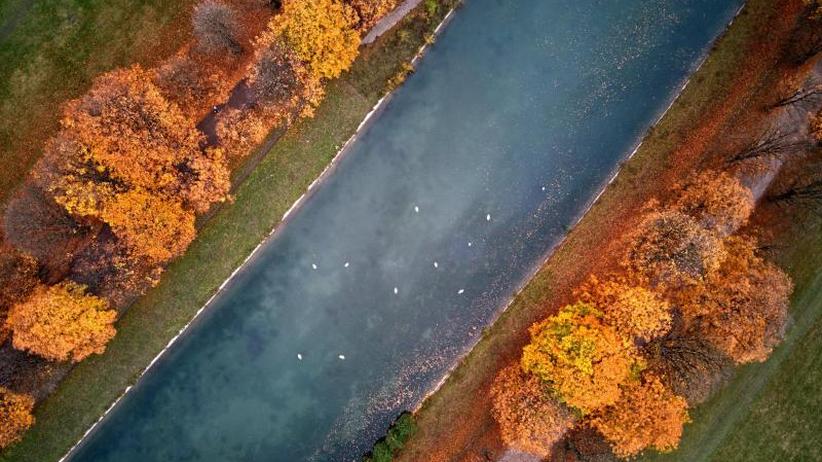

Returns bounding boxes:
[490,365,576,458]
[591,373,689,458]
[0,387,35,449]
[674,170,754,236]
[262,0,360,81]
[521,302,638,414]
[678,236,792,364]
[576,275,672,343]
[622,210,725,289]
[6,282,116,363]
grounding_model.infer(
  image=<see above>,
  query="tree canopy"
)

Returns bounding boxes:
[264,0,360,80]
[521,302,637,414]
[491,365,576,457]
[0,387,35,449]
[7,282,116,362]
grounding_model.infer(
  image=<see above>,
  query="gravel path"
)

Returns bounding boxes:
[363,0,424,44]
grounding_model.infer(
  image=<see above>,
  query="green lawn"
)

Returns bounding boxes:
[639,218,822,462]
[0,0,196,205]
[0,2,454,462]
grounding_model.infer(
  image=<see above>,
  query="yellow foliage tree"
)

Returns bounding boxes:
[0,387,35,449]
[101,189,196,264]
[490,365,576,457]
[264,0,360,80]
[7,282,116,362]
[591,373,689,458]
[521,302,637,414]
[678,237,792,364]
[577,275,672,343]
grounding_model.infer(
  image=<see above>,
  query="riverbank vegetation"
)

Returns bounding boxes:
[395,1,822,460]
[0,0,458,459]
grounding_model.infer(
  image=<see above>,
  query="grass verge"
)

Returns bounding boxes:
[0,2,455,462]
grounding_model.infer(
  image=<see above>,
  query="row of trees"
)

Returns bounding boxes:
[492,170,794,458]
[0,0,397,448]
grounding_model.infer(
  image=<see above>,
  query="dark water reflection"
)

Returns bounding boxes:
[70,0,742,460]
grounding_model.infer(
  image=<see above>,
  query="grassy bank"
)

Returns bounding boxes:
[0,2,455,461]
[0,0,198,205]
[396,1,809,460]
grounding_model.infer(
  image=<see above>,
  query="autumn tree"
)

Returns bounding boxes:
[55,65,228,215]
[591,373,689,458]
[674,171,754,236]
[247,37,324,117]
[7,282,116,363]
[622,210,725,289]
[70,232,163,308]
[3,185,87,276]
[576,275,672,343]
[263,0,360,80]
[0,244,38,344]
[645,321,732,405]
[101,189,196,264]
[0,387,35,449]
[521,302,637,414]
[154,53,233,115]
[678,237,792,364]
[490,365,576,457]
[192,0,244,55]
[216,108,270,159]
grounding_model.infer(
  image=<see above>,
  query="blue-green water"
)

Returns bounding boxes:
[69,1,742,461]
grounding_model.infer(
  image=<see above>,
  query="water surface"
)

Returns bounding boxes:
[70,1,743,460]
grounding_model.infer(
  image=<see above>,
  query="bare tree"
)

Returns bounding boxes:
[192,0,243,55]
[727,127,806,164]
[771,83,822,110]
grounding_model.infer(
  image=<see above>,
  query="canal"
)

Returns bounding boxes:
[69,0,743,460]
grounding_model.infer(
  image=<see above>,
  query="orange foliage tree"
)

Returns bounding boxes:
[7,282,116,363]
[577,275,672,343]
[263,0,360,80]
[674,170,754,236]
[56,65,228,214]
[0,387,35,449]
[490,365,576,458]
[678,237,792,363]
[591,373,689,458]
[623,210,725,289]
[101,189,196,264]
[154,53,233,115]
[521,302,637,414]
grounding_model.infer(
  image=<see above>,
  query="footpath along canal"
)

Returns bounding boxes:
[68,0,743,460]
